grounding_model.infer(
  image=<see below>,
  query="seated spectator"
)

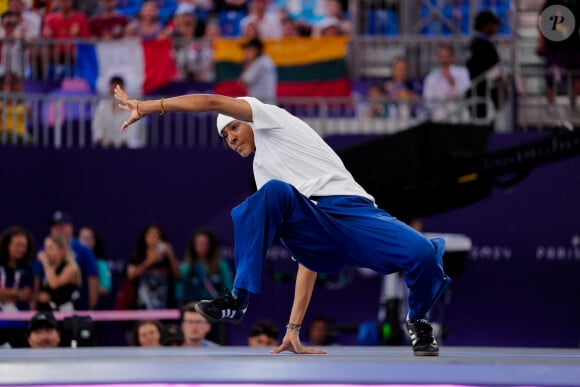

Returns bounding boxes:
[92,75,145,148]
[89,0,130,39]
[33,211,100,311]
[240,0,281,39]
[0,72,30,145]
[180,302,218,347]
[248,320,279,347]
[125,0,170,41]
[124,223,180,310]
[174,15,217,82]
[131,319,164,347]
[77,226,111,299]
[35,234,82,312]
[306,316,333,346]
[384,57,421,119]
[176,229,233,305]
[422,44,471,122]
[162,323,184,346]
[358,83,387,119]
[27,311,61,348]
[0,226,34,348]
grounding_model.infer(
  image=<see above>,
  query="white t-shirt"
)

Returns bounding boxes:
[242,97,375,202]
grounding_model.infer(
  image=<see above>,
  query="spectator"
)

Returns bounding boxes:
[323,0,350,34]
[89,0,130,39]
[171,3,213,81]
[162,323,184,346]
[32,211,100,310]
[241,18,259,38]
[35,234,82,312]
[170,2,204,39]
[306,316,332,346]
[131,319,164,347]
[358,83,387,119]
[280,16,299,37]
[248,320,279,346]
[239,37,276,103]
[2,0,42,41]
[41,0,90,59]
[176,228,233,305]
[77,226,112,298]
[27,311,61,348]
[125,0,170,41]
[466,10,504,119]
[537,0,580,109]
[384,57,421,119]
[92,75,145,148]
[180,302,218,347]
[77,0,100,18]
[0,11,27,79]
[0,72,30,145]
[124,223,180,310]
[0,226,34,348]
[422,44,471,122]
[240,0,281,39]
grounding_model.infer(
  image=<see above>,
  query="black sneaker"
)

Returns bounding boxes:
[194,289,248,324]
[405,319,439,356]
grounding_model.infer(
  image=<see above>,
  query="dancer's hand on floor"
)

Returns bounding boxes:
[270,331,327,355]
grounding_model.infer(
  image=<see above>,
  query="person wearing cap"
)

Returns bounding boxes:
[32,211,99,310]
[27,311,61,348]
[239,37,277,104]
[114,86,450,357]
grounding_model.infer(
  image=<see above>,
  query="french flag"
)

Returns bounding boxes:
[76,38,178,96]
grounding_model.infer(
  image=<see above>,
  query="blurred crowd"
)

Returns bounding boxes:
[0,210,341,349]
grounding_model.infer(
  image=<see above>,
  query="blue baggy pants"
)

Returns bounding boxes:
[231,179,450,320]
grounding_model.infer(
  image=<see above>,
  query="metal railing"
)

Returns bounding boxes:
[1,80,513,148]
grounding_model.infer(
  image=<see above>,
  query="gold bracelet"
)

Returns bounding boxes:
[160,98,166,116]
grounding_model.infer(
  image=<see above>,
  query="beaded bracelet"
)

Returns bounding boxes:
[286,323,301,332]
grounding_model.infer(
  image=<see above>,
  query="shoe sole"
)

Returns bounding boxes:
[413,351,439,356]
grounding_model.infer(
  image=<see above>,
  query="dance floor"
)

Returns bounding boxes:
[1,346,580,387]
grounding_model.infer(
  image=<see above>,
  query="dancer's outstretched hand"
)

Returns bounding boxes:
[114,84,141,131]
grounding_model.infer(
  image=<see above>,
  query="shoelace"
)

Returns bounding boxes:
[212,289,238,308]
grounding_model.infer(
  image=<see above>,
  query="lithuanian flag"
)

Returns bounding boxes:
[213,37,351,97]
